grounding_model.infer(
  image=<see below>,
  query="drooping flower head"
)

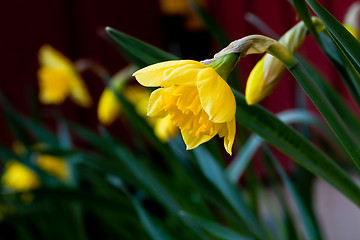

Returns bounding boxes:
[97,67,178,142]
[245,18,324,105]
[133,53,239,155]
[38,45,92,107]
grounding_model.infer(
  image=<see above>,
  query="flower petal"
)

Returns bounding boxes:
[197,68,236,123]
[224,118,236,155]
[181,129,216,150]
[133,60,198,87]
[161,62,206,87]
[97,89,122,125]
[38,67,70,104]
[147,88,168,118]
[38,45,73,71]
[245,58,266,105]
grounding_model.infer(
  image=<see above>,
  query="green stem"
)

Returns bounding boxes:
[287,60,360,169]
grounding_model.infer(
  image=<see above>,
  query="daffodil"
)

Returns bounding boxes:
[133,53,239,154]
[245,18,324,105]
[1,161,40,192]
[38,45,92,107]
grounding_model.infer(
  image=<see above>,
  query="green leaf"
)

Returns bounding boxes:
[193,146,269,240]
[264,148,320,240]
[227,110,329,182]
[133,200,173,240]
[297,55,360,139]
[233,90,360,207]
[288,60,360,169]
[0,91,58,146]
[105,27,179,68]
[291,0,321,43]
[303,0,360,71]
[180,211,253,240]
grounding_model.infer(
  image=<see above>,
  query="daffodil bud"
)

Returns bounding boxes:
[245,18,324,105]
[344,2,360,40]
[97,66,136,125]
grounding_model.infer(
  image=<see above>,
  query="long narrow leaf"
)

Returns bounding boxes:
[227,110,330,182]
[233,90,360,207]
[105,27,179,68]
[264,148,320,240]
[303,0,360,73]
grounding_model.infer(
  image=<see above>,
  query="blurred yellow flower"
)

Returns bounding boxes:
[98,88,122,125]
[1,161,40,192]
[133,54,238,155]
[98,84,178,142]
[37,155,69,181]
[38,45,92,107]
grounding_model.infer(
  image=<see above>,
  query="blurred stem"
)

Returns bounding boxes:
[75,59,111,85]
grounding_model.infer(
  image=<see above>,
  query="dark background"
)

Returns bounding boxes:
[0,0,357,145]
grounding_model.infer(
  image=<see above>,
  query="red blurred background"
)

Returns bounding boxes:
[0,0,357,147]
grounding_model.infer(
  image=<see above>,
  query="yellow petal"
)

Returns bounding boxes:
[133,60,198,87]
[38,45,73,71]
[38,67,71,104]
[181,129,216,150]
[245,58,266,105]
[147,88,168,118]
[197,67,236,123]
[154,115,178,142]
[97,88,122,125]
[161,62,205,87]
[69,74,92,107]
[224,118,236,155]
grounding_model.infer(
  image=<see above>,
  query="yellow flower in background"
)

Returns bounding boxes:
[37,155,69,181]
[1,161,40,192]
[245,19,324,105]
[1,142,69,191]
[133,53,238,155]
[38,45,92,107]
[98,88,122,125]
[98,84,178,142]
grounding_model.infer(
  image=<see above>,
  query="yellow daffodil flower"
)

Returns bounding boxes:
[1,161,40,192]
[38,45,92,107]
[133,53,239,155]
[245,19,324,105]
